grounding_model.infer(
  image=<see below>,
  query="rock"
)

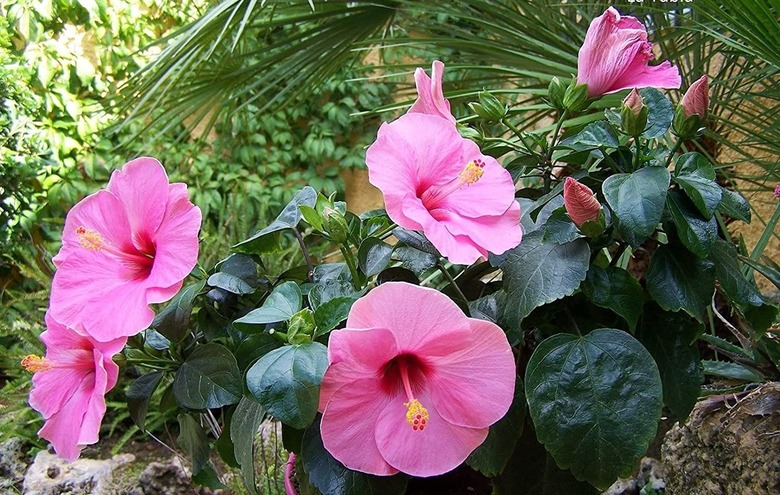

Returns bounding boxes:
[124,456,227,495]
[603,478,638,495]
[0,438,29,492]
[22,451,134,495]
[662,382,780,495]
[636,457,665,493]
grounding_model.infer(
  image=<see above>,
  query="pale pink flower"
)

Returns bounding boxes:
[25,313,125,461]
[564,177,602,227]
[50,157,201,341]
[366,113,521,264]
[407,60,456,124]
[623,88,644,115]
[681,75,709,118]
[318,282,516,477]
[577,7,681,97]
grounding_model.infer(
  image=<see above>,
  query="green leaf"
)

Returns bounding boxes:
[637,306,703,419]
[152,280,205,343]
[672,153,722,218]
[542,208,581,245]
[246,342,328,429]
[560,121,619,149]
[667,190,718,258]
[646,245,715,322]
[173,344,242,410]
[717,188,751,223]
[703,360,765,382]
[501,230,590,329]
[603,166,670,246]
[300,204,324,232]
[177,414,212,478]
[711,240,764,307]
[234,186,317,249]
[394,245,438,274]
[234,333,284,371]
[208,253,260,295]
[392,228,440,256]
[581,265,643,330]
[301,418,408,495]
[127,371,164,431]
[467,381,526,477]
[231,397,265,495]
[357,238,394,277]
[313,296,356,337]
[234,281,302,329]
[639,88,674,139]
[525,329,663,489]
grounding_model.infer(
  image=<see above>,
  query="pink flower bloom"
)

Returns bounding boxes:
[774,183,780,199]
[563,177,602,227]
[366,113,522,264]
[50,157,201,341]
[318,282,516,477]
[25,313,125,461]
[577,7,681,97]
[284,453,298,495]
[407,60,456,124]
[681,75,709,118]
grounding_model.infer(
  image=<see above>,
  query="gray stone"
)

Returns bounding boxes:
[124,456,227,495]
[0,438,29,492]
[22,450,134,495]
[603,478,639,495]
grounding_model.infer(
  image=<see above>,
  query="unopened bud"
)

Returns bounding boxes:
[563,177,603,228]
[322,207,350,244]
[287,309,316,342]
[621,88,648,136]
[548,77,566,111]
[470,91,506,122]
[681,76,708,118]
[562,79,590,114]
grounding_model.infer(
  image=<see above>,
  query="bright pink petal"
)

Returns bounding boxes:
[77,349,109,445]
[432,201,522,258]
[408,61,456,124]
[608,59,681,94]
[107,157,169,252]
[346,283,472,352]
[37,378,93,462]
[427,319,515,428]
[374,390,488,477]
[321,378,400,476]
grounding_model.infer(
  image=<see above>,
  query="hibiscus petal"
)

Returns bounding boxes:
[321,378,400,476]
[427,319,516,428]
[432,201,522,258]
[37,378,93,462]
[407,61,456,124]
[77,349,110,446]
[374,391,488,477]
[400,199,486,264]
[609,59,682,94]
[327,327,399,367]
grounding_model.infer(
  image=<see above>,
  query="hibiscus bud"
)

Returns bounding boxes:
[563,177,602,228]
[287,308,316,343]
[563,78,591,113]
[470,91,506,122]
[681,75,709,118]
[323,207,350,244]
[548,76,566,110]
[620,88,648,136]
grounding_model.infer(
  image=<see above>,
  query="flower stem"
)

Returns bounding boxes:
[665,138,684,168]
[293,228,314,282]
[340,245,362,290]
[438,261,469,306]
[633,135,642,171]
[544,110,569,191]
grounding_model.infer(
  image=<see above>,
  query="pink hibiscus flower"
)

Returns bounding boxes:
[407,60,456,124]
[366,113,521,264]
[577,7,681,97]
[318,282,516,477]
[25,313,125,461]
[50,157,201,341]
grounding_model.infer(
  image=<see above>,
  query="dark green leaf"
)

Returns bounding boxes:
[177,413,211,477]
[152,280,205,343]
[672,153,722,218]
[192,465,225,489]
[711,240,764,307]
[174,343,242,409]
[358,238,394,277]
[738,256,780,292]
[309,277,364,310]
[501,230,590,329]
[143,329,170,351]
[313,296,356,337]
[582,265,643,330]
[234,187,317,248]
[208,254,260,295]
[560,121,619,149]
[603,166,670,246]
[467,381,526,477]
[208,272,255,295]
[301,418,408,495]
[376,267,419,286]
[215,410,239,468]
[703,360,765,382]
[639,88,674,139]
[646,245,715,322]
[231,397,265,495]
[395,245,438,274]
[542,208,581,245]
[637,306,703,419]
[246,342,328,429]
[667,190,718,258]
[392,228,440,257]
[234,281,302,329]
[234,333,284,371]
[718,188,751,223]
[127,371,164,430]
[525,329,663,489]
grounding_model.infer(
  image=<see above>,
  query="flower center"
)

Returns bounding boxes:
[21,354,53,373]
[75,225,156,279]
[76,226,105,251]
[397,355,429,432]
[420,159,485,209]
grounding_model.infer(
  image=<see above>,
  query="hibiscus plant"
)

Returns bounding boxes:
[24,7,780,495]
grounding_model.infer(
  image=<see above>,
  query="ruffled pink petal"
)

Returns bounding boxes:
[374,390,488,477]
[107,157,170,251]
[431,200,522,258]
[321,378,400,476]
[400,199,486,264]
[77,349,109,445]
[327,327,399,367]
[427,319,515,428]
[407,61,456,124]
[346,283,472,352]
[37,378,93,462]
[608,58,681,94]
[29,358,89,419]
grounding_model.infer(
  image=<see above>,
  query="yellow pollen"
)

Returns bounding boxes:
[457,159,485,185]
[21,354,52,373]
[76,226,104,251]
[404,399,430,431]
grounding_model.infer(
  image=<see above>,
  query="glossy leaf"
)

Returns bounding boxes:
[395,245,438,274]
[178,413,222,485]
[603,166,670,246]
[313,296,356,337]
[358,238,394,277]
[173,343,242,409]
[582,265,643,329]
[208,253,260,295]
[711,240,764,307]
[152,280,205,343]
[639,88,674,138]
[542,208,581,245]
[234,281,302,328]
[234,186,317,249]
[646,245,715,322]
[525,329,663,489]
[717,188,751,223]
[231,397,265,495]
[667,190,718,258]
[672,152,722,218]
[127,371,164,430]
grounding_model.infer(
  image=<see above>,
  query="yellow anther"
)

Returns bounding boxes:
[21,354,52,373]
[404,399,430,431]
[457,159,485,186]
[76,226,104,251]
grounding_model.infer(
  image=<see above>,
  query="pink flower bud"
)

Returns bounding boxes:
[564,177,602,227]
[775,183,780,199]
[681,75,709,118]
[623,88,644,116]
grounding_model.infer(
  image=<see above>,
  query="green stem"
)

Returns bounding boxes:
[633,135,642,171]
[293,228,314,282]
[376,222,398,241]
[340,245,362,290]
[543,110,569,191]
[665,138,684,168]
[746,202,780,277]
[437,262,469,306]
